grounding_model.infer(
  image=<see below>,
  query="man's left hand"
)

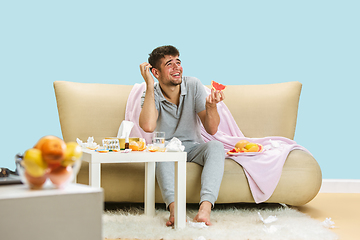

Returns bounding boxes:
[206,88,225,108]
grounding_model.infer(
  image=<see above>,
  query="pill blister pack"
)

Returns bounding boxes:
[102,139,120,150]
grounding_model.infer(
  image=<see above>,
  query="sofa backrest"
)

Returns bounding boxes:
[220,81,302,139]
[54,81,301,144]
[54,81,133,144]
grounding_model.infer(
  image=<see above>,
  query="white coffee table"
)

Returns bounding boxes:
[81,149,187,229]
[0,183,103,240]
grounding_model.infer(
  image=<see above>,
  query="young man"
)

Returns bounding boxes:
[139,45,225,226]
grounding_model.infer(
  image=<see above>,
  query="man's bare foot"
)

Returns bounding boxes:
[166,202,175,227]
[193,201,212,226]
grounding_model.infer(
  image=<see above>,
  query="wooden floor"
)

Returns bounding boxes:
[105,193,360,240]
[295,193,360,240]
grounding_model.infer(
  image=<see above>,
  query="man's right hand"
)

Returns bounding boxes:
[140,62,154,86]
[139,62,158,133]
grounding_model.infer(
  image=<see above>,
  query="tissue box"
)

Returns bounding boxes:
[105,137,139,149]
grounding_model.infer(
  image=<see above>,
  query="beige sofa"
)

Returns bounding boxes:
[54,81,322,206]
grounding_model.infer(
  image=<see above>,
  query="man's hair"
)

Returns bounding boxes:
[148,45,180,70]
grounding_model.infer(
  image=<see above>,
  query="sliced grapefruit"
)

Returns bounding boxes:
[211,80,226,91]
[148,146,159,152]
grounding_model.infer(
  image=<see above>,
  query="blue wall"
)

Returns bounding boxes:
[1,1,359,179]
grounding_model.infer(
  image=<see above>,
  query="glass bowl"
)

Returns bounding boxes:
[15,154,81,189]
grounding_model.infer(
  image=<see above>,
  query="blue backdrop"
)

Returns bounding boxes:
[1,0,359,179]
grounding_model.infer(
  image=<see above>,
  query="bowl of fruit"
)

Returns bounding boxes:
[15,135,83,189]
[227,140,264,156]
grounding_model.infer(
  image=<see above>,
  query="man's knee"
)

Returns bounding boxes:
[205,141,224,154]
[204,141,225,163]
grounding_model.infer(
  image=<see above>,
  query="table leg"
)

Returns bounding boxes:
[145,162,156,216]
[174,160,186,229]
[89,162,101,188]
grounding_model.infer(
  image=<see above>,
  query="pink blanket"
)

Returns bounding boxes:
[125,83,312,203]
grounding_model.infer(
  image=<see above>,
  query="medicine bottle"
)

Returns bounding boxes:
[125,136,129,149]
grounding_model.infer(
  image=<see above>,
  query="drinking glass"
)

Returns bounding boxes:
[153,132,165,148]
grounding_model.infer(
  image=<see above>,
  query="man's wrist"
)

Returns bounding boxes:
[206,103,218,111]
[146,83,155,91]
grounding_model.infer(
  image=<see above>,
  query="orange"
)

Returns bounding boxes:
[35,135,66,168]
[34,135,59,149]
[129,141,139,151]
[235,140,249,150]
[130,141,146,151]
[138,141,146,151]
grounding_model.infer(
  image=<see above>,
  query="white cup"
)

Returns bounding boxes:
[153,132,165,148]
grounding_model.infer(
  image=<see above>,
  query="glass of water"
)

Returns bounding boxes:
[153,132,165,148]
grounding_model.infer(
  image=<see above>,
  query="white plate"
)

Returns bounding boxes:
[227,151,264,156]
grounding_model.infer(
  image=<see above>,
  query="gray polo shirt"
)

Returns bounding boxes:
[141,76,207,144]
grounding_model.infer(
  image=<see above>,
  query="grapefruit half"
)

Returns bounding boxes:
[211,80,226,91]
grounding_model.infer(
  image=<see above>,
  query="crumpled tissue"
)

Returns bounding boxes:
[279,203,288,208]
[77,136,99,149]
[258,212,278,224]
[188,221,209,229]
[322,218,336,228]
[258,212,278,233]
[194,236,207,240]
[263,225,278,234]
[264,139,282,151]
[166,137,185,152]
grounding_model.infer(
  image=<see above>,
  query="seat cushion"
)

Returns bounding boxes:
[76,150,321,205]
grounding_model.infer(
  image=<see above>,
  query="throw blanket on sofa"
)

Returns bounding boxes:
[125,83,312,203]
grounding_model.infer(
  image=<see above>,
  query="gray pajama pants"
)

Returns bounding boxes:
[156,140,225,209]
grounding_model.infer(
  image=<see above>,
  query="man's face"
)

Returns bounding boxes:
[153,55,183,86]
